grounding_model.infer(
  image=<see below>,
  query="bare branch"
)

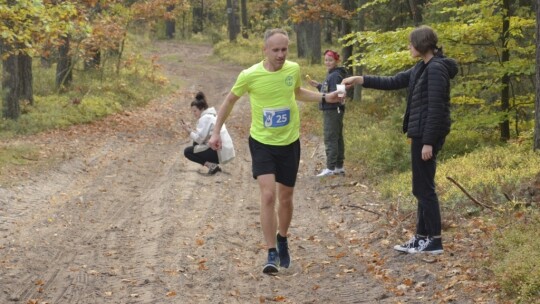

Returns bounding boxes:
[446,176,494,210]
[344,204,382,217]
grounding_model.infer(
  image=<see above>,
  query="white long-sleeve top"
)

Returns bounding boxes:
[189,107,235,164]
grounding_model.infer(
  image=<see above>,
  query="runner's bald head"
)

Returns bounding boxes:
[264,29,289,46]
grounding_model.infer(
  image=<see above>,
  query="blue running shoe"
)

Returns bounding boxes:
[263,251,279,274]
[277,236,290,268]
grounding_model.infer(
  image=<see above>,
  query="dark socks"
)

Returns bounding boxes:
[277,233,287,242]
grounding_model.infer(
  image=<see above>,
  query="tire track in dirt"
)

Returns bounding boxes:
[3,121,184,302]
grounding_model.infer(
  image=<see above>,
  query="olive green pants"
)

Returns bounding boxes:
[322,108,345,170]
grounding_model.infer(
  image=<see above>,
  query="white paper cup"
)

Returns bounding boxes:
[336,84,346,97]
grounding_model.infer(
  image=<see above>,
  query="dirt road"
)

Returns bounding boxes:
[0,41,491,304]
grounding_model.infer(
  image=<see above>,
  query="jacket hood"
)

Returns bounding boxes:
[201,107,217,116]
[330,66,348,78]
[433,55,458,79]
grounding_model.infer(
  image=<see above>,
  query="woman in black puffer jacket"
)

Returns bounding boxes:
[342,25,458,255]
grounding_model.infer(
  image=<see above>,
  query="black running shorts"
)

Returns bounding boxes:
[248,136,301,187]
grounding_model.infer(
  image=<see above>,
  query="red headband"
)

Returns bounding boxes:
[324,50,340,61]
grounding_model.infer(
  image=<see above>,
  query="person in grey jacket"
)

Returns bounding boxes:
[342,25,458,254]
[181,92,235,175]
[308,50,348,177]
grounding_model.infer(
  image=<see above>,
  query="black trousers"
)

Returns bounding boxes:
[410,137,445,237]
[184,143,219,166]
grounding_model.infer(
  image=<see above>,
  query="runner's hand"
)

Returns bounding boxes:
[208,133,222,150]
[324,91,344,104]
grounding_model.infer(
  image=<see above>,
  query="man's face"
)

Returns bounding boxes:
[263,33,289,70]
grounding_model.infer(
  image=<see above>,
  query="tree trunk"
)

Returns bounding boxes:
[165,5,176,39]
[41,42,53,68]
[56,36,72,89]
[296,23,307,58]
[116,35,126,75]
[296,21,321,64]
[352,0,367,102]
[18,53,33,105]
[2,52,21,119]
[1,0,21,119]
[240,0,248,38]
[341,0,354,98]
[534,0,540,150]
[181,11,187,38]
[341,0,354,72]
[165,20,176,38]
[500,0,511,141]
[407,0,423,25]
[83,3,103,70]
[84,48,101,70]
[192,3,203,34]
[324,19,332,44]
[226,0,238,42]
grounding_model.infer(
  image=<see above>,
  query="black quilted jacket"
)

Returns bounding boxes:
[363,54,458,145]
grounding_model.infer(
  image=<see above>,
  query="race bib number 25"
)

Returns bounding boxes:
[263,107,290,128]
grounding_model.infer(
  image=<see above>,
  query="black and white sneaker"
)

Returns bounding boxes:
[393,235,426,253]
[207,163,222,175]
[334,167,346,175]
[408,237,444,254]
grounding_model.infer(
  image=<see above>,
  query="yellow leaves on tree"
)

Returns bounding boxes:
[277,0,352,24]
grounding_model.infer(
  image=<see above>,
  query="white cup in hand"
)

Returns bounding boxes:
[336,84,346,97]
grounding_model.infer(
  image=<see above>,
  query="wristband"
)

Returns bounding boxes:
[321,93,326,103]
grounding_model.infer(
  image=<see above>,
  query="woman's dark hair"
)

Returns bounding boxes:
[409,25,440,55]
[190,92,208,110]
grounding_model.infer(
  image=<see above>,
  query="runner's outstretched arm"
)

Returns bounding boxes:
[208,92,240,150]
[295,87,342,103]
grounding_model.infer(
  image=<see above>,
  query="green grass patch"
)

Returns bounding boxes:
[342,92,411,175]
[490,211,540,303]
[378,142,540,212]
[0,145,40,166]
[0,35,171,139]
[213,37,266,68]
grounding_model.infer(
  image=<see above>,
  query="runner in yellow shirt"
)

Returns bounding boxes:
[209,28,342,274]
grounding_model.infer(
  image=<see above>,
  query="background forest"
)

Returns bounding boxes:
[1,0,540,302]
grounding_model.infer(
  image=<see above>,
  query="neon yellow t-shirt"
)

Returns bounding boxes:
[231,60,301,146]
